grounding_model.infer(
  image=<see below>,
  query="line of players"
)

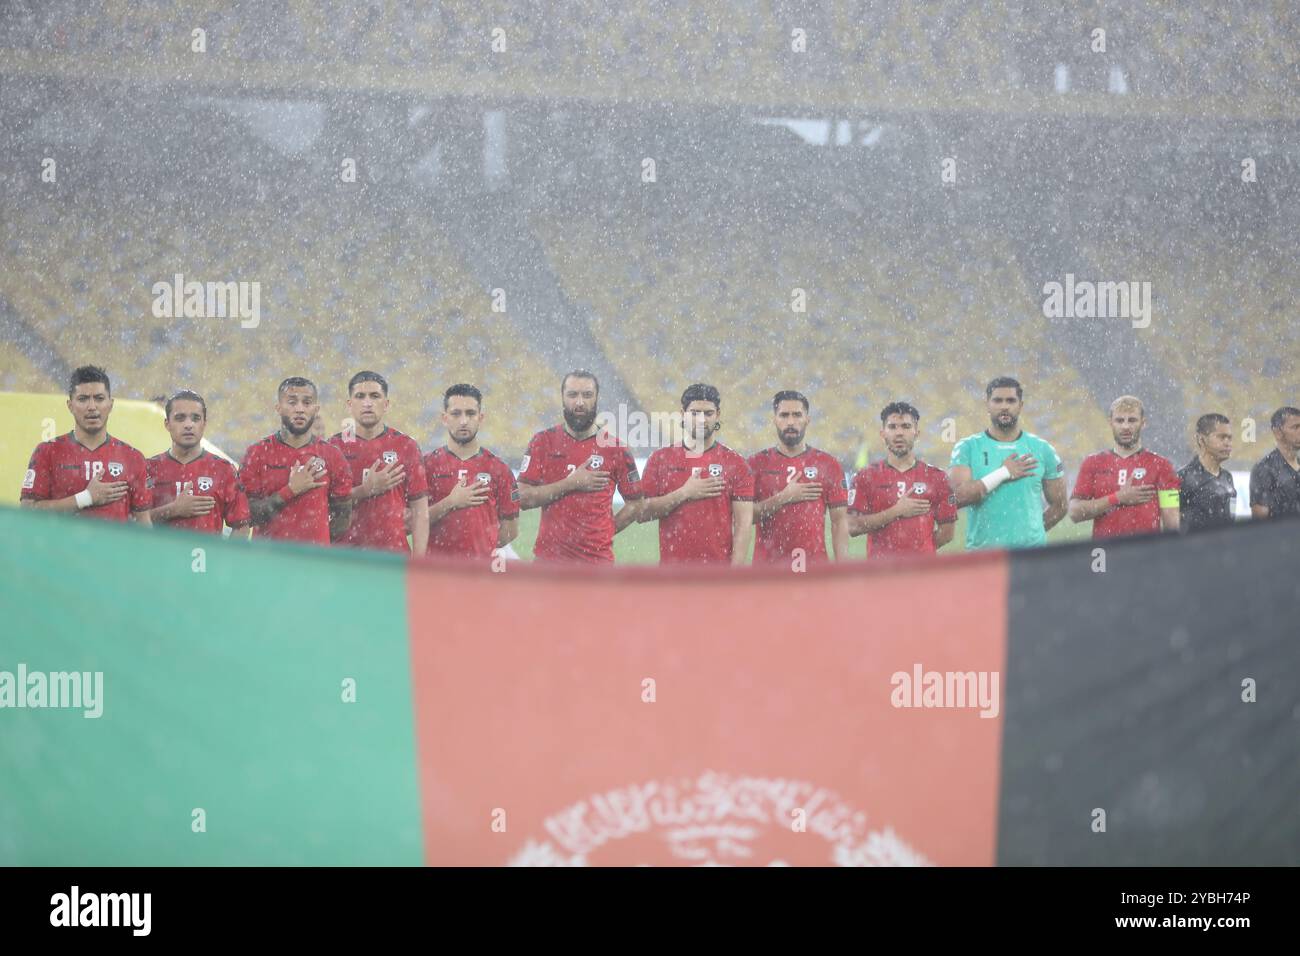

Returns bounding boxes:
[20,365,1300,564]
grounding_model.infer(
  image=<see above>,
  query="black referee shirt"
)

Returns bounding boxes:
[1178,457,1237,533]
[1249,448,1300,518]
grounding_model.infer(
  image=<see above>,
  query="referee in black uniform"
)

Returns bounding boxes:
[1249,406,1300,520]
[1178,413,1238,533]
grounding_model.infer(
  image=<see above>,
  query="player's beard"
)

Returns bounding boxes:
[991,411,1018,431]
[563,406,597,433]
[779,426,805,448]
[889,439,914,460]
[1113,430,1140,450]
[451,427,478,446]
[281,413,315,437]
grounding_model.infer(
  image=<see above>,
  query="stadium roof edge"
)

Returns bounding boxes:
[1,50,1293,123]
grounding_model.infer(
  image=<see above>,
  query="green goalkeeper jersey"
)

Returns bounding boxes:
[950,430,1063,550]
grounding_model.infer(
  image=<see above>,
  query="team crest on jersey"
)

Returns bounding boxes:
[912,482,928,495]
[1133,467,1147,480]
[383,450,398,465]
[476,472,492,485]
[308,457,326,474]
[197,476,213,492]
[588,454,604,470]
[108,461,124,478]
[708,463,723,478]
[803,466,818,480]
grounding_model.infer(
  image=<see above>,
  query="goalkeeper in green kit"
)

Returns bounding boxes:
[948,377,1069,550]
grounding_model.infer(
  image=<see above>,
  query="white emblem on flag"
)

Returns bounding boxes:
[708,463,723,478]
[197,476,213,492]
[108,461,124,478]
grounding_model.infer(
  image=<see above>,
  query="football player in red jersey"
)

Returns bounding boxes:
[518,370,643,563]
[328,371,429,554]
[240,376,353,545]
[848,402,957,559]
[748,390,848,566]
[20,365,152,524]
[1069,395,1180,538]
[639,383,754,565]
[423,383,520,560]
[147,390,250,534]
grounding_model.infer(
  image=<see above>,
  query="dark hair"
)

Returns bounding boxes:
[561,369,599,396]
[165,389,207,419]
[1270,406,1300,431]
[68,365,111,398]
[880,401,920,424]
[443,383,483,410]
[348,370,388,396]
[681,383,721,411]
[1195,413,1230,435]
[985,376,1023,400]
[277,376,317,399]
[772,390,809,412]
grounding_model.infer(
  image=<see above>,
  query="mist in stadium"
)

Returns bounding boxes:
[0,2,1296,881]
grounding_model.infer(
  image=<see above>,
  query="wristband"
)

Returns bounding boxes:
[1107,492,1120,507]
[979,466,1011,494]
[74,489,93,509]
[278,485,295,502]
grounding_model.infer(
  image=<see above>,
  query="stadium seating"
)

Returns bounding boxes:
[1085,234,1300,451]
[0,200,557,459]
[535,209,1113,468]
[4,1,1296,105]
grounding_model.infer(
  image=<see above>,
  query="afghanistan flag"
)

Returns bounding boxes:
[0,506,1294,865]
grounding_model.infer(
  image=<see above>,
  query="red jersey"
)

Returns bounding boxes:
[1071,448,1179,539]
[641,441,754,565]
[21,432,150,521]
[518,425,643,563]
[147,449,250,533]
[850,459,957,559]
[423,445,521,559]
[327,427,428,552]
[747,446,848,564]
[239,433,352,545]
